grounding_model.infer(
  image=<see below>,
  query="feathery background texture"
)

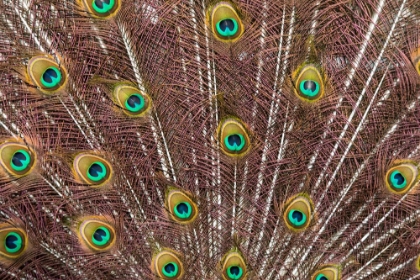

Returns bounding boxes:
[0,0,420,279]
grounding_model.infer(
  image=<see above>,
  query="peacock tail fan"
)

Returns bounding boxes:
[0,0,419,279]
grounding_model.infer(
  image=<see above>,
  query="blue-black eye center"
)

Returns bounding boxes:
[219,19,235,32]
[320,277,328,280]
[228,134,242,146]
[164,263,176,274]
[230,266,240,276]
[89,163,103,177]
[127,95,141,108]
[12,152,27,168]
[5,235,18,249]
[393,172,405,185]
[292,210,303,222]
[93,228,107,242]
[94,0,110,8]
[176,203,189,215]
[303,80,317,93]
[42,68,58,83]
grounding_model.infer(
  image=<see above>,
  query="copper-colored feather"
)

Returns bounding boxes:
[0,0,419,279]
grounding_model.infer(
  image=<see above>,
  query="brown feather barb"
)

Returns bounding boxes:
[0,0,420,279]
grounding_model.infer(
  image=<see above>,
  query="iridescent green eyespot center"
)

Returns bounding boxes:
[224,134,245,152]
[162,262,178,278]
[174,202,192,219]
[10,149,31,172]
[87,161,107,182]
[288,209,307,226]
[227,265,243,279]
[216,18,238,37]
[92,0,115,13]
[316,274,328,280]
[125,93,145,113]
[41,67,62,88]
[299,80,320,97]
[92,226,110,246]
[5,232,23,253]
[390,170,407,189]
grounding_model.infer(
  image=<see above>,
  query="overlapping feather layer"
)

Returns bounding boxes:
[0,0,419,279]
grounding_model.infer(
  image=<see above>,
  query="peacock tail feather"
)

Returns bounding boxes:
[0,0,419,279]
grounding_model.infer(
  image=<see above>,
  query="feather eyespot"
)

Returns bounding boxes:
[385,161,419,194]
[283,194,314,232]
[92,0,115,14]
[220,250,247,280]
[292,64,325,102]
[315,274,327,280]
[113,85,151,117]
[78,219,116,252]
[217,118,251,157]
[41,67,62,88]
[311,265,341,280]
[0,225,27,260]
[81,0,120,18]
[27,56,67,94]
[411,47,420,76]
[174,202,192,219]
[208,2,244,42]
[166,188,198,224]
[0,142,35,177]
[73,153,112,186]
[151,250,184,279]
